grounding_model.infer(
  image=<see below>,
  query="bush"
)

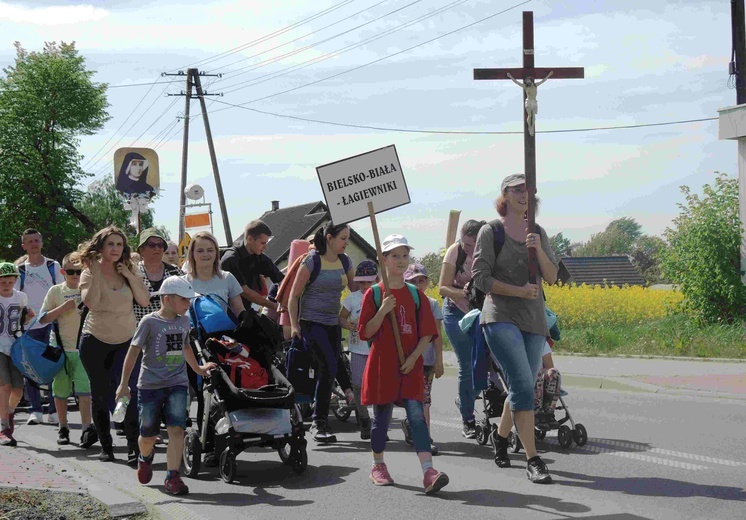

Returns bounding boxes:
[661,173,746,323]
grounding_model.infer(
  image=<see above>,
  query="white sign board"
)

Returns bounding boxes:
[316,145,410,225]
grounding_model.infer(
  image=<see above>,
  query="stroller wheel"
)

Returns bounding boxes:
[557,425,573,449]
[219,449,237,483]
[572,423,588,446]
[291,445,308,474]
[332,405,352,422]
[182,428,202,478]
[475,424,489,445]
[278,442,292,465]
[507,430,522,454]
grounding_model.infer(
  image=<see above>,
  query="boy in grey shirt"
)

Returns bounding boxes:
[117,276,215,495]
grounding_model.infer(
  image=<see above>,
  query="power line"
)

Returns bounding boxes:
[169,0,356,72]
[210,99,718,134]
[82,77,163,170]
[217,0,465,94]
[209,0,402,77]
[0,80,181,93]
[210,0,532,112]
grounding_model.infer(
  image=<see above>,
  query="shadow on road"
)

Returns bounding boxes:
[552,470,746,500]
[393,483,591,513]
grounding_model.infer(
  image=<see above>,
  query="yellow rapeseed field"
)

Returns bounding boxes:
[544,284,684,328]
[424,284,684,329]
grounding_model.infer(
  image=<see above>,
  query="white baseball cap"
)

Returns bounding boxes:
[382,234,414,253]
[156,276,196,299]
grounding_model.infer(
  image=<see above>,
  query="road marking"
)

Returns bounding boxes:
[429,417,746,471]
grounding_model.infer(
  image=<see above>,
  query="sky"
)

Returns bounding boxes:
[0,0,738,255]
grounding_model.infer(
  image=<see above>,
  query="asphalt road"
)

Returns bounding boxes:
[14,375,746,520]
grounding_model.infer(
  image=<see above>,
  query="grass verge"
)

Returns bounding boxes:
[0,488,153,520]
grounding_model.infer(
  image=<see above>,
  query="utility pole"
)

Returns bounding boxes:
[733,0,746,104]
[164,69,227,246]
[193,73,233,246]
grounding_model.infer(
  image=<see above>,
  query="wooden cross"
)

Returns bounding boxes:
[474,11,584,282]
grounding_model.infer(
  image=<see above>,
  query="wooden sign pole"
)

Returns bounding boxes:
[367,201,406,366]
[445,210,461,249]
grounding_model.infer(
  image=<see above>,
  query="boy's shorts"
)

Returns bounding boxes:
[52,351,91,399]
[0,352,24,389]
[137,386,188,437]
[423,365,435,406]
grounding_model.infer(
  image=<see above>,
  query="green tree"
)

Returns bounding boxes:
[661,173,746,322]
[0,41,109,259]
[631,235,668,285]
[574,217,642,257]
[550,232,572,258]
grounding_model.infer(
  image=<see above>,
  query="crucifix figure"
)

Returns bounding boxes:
[473,11,584,282]
[507,71,553,136]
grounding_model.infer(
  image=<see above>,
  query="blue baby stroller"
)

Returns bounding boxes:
[182,296,308,483]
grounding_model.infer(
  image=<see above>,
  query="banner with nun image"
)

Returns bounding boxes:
[113,148,159,196]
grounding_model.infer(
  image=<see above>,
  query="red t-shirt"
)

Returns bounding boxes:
[358,283,438,405]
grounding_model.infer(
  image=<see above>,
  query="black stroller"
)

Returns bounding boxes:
[475,351,588,456]
[182,307,308,483]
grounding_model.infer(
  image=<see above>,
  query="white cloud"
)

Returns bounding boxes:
[0,2,108,25]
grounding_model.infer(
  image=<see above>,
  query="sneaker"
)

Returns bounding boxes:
[164,472,189,495]
[8,413,15,435]
[360,418,371,440]
[0,428,16,447]
[137,456,153,484]
[311,420,337,443]
[79,425,99,449]
[491,431,511,468]
[26,411,42,425]
[98,446,115,462]
[423,467,449,495]
[57,426,70,445]
[430,439,439,456]
[401,419,413,446]
[461,420,476,439]
[526,456,552,484]
[47,412,59,425]
[370,463,394,486]
[127,442,140,467]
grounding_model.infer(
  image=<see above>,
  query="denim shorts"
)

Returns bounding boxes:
[137,386,188,437]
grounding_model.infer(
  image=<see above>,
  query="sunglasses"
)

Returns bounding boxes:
[144,241,165,249]
[65,269,83,276]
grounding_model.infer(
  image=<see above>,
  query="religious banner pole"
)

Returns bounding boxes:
[474,11,584,283]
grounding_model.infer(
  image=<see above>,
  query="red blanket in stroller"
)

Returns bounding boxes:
[211,338,269,390]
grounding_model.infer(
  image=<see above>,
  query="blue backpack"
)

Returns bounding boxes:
[189,294,238,339]
[11,316,65,385]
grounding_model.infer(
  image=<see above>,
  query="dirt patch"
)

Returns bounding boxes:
[0,488,152,520]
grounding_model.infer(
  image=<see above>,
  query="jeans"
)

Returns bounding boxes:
[25,326,56,415]
[301,320,342,422]
[483,322,545,411]
[138,386,188,436]
[79,334,140,448]
[442,305,475,423]
[371,400,430,454]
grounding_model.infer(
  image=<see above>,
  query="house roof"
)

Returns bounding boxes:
[558,256,646,287]
[233,201,377,264]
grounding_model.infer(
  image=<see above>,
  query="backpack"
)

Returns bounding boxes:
[369,283,421,342]
[213,341,269,390]
[189,294,238,339]
[465,220,544,311]
[18,259,57,292]
[276,250,352,311]
[284,336,316,396]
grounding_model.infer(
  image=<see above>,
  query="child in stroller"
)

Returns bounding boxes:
[182,296,308,483]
